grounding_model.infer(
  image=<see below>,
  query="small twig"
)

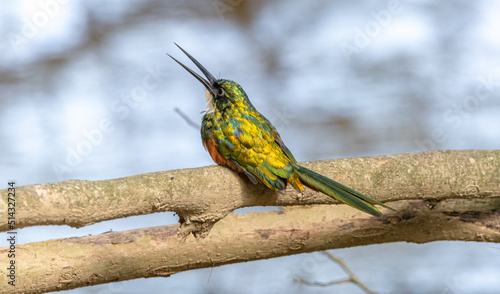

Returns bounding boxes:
[294,277,352,287]
[294,251,377,294]
[174,107,200,129]
[479,234,500,250]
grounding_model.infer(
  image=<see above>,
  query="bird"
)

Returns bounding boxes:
[168,44,391,217]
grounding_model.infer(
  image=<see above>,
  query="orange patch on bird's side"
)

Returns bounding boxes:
[203,138,239,172]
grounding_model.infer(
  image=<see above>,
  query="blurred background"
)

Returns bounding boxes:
[1,0,500,293]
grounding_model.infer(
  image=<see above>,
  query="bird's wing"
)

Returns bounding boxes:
[271,129,297,164]
[210,112,295,190]
[254,113,297,164]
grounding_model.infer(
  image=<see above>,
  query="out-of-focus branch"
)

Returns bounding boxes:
[294,252,377,294]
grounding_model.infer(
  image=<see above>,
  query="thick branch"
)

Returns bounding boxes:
[0,150,499,293]
[0,197,499,293]
[1,150,498,236]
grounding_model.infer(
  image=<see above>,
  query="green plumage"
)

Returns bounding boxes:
[169,44,392,217]
[294,165,392,216]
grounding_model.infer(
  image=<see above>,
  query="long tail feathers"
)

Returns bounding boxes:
[295,165,392,217]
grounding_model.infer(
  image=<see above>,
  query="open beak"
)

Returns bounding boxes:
[167,43,218,97]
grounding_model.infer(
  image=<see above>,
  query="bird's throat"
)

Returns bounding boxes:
[205,89,216,113]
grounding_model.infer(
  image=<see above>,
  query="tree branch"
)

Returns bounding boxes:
[1,150,498,236]
[0,150,499,293]
[294,252,377,294]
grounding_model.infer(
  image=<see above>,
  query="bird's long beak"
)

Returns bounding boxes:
[167,43,218,97]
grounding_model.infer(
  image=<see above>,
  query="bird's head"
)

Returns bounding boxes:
[168,44,252,114]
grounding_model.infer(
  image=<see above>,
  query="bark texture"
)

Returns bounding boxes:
[0,150,499,293]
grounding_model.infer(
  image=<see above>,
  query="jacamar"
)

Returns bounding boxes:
[168,44,391,216]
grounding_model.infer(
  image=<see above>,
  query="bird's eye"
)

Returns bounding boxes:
[217,88,225,96]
